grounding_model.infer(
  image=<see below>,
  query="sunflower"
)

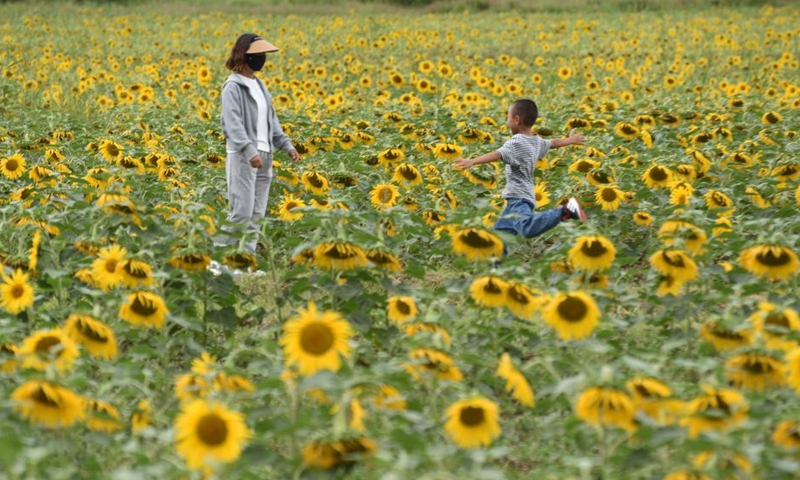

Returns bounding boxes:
[18,328,79,373]
[725,352,785,391]
[680,386,748,438]
[762,111,783,124]
[98,140,124,162]
[222,252,258,272]
[373,385,407,410]
[632,211,653,227]
[432,143,463,160]
[118,259,154,288]
[170,252,211,272]
[575,386,636,432]
[302,437,377,470]
[626,377,683,425]
[407,348,463,382]
[301,171,330,195]
[175,399,252,470]
[370,183,400,210]
[496,353,535,407]
[11,380,85,428]
[649,249,698,283]
[377,147,405,165]
[281,302,353,376]
[569,158,601,174]
[699,321,754,352]
[91,244,127,290]
[404,322,451,347]
[657,220,707,255]
[119,291,169,328]
[64,314,117,360]
[277,194,306,222]
[568,235,616,272]
[642,165,673,188]
[505,282,545,320]
[663,471,712,480]
[366,249,403,272]
[2,344,19,373]
[0,268,35,314]
[543,291,601,341]
[84,398,123,433]
[614,122,639,141]
[739,244,799,281]
[422,209,446,226]
[692,450,752,476]
[748,302,800,351]
[785,349,800,394]
[591,185,623,210]
[445,398,501,449]
[386,296,418,324]
[311,242,367,270]
[451,228,504,261]
[1,153,27,179]
[773,420,800,449]
[469,276,508,307]
[704,190,735,216]
[392,163,423,186]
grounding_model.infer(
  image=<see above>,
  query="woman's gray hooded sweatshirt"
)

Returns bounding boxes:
[220,73,294,160]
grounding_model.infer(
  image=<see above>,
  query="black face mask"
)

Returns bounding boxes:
[245,53,266,72]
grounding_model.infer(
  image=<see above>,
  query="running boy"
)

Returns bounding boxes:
[454,99,587,240]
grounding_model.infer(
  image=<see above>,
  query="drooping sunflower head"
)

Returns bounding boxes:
[64,314,117,360]
[738,244,799,281]
[392,163,423,186]
[504,281,546,320]
[118,259,154,288]
[18,328,80,373]
[366,249,403,272]
[119,290,169,329]
[169,252,211,272]
[575,386,636,432]
[642,164,673,188]
[301,171,330,195]
[724,351,785,391]
[451,228,504,261]
[469,276,508,308]
[11,380,86,428]
[699,321,754,352]
[568,235,616,272]
[311,242,367,271]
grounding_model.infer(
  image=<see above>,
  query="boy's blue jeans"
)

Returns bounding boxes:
[494,198,563,239]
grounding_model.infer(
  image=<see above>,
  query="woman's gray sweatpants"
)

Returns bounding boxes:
[221,150,273,253]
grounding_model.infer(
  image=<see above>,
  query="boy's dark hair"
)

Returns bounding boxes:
[511,99,539,127]
[225,33,259,72]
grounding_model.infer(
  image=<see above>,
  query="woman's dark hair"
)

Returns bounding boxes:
[225,33,259,72]
[511,99,539,127]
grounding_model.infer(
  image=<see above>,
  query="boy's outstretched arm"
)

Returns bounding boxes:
[454,150,501,169]
[550,129,587,149]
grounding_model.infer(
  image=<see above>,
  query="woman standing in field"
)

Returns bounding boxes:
[219,33,299,254]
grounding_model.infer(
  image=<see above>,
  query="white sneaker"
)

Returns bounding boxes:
[564,197,588,221]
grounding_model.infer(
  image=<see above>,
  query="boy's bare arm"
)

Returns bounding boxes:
[550,129,587,149]
[454,150,502,169]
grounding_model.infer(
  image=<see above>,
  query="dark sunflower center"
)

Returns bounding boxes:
[395,300,411,315]
[131,295,158,317]
[556,296,588,322]
[384,150,400,161]
[581,240,608,257]
[507,286,530,305]
[400,166,418,180]
[662,251,686,268]
[76,319,109,342]
[649,167,668,181]
[634,384,653,398]
[197,414,228,446]
[324,245,358,260]
[755,248,791,267]
[460,230,496,249]
[35,336,63,358]
[306,173,324,188]
[575,161,594,173]
[123,262,149,279]
[32,386,60,407]
[765,313,789,331]
[11,284,24,298]
[6,159,19,170]
[368,252,391,265]
[621,125,636,134]
[713,395,731,414]
[111,205,134,215]
[105,145,120,157]
[593,172,612,184]
[459,406,486,426]
[483,279,502,295]
[742,358,775,374]
[299,322,334,355]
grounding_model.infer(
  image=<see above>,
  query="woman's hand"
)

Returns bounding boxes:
[289,149,300,163]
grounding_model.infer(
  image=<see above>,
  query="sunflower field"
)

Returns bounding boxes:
[1,2,799,479]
